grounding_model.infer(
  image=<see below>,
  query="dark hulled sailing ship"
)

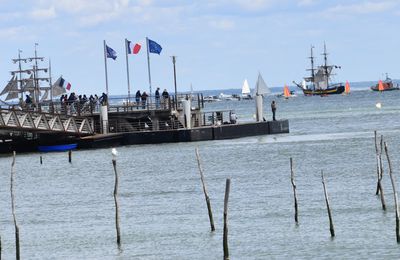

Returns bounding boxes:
[294,44,344,96]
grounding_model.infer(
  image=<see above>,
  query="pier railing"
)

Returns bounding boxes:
[4,93,204,117]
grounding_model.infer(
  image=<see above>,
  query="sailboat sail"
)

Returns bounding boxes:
[242,79,251,95]
[255,73,270,96]
[283,85,291,98]
[345,81,350,94]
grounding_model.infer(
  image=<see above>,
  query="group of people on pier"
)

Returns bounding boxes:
[135,88,169,109]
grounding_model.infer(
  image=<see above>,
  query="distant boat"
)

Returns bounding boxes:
[344,81,350,94]
[203,95,221,102]
[241,79,252,100]
[370,74,399,91]
[294,44,345,96]
[218,93,239,101]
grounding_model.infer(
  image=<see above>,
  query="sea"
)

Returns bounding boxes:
[1,84,400,259]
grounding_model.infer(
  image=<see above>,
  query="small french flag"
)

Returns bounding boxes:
[59,77,71,91]
[127,39,141,54]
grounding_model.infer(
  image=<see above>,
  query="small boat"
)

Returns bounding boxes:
[241,79,252,100]
[203,95,221,102]
[38,143,77,152]
[294,44,345,96]
[370,74,399,91]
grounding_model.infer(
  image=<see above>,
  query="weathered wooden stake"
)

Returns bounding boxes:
[223,178,231,260]
[195,147,215,231]
[321,171,335,237]
[10,151,20,260]
[374,131,382,195]
[112,158,121,249]
[68,150,72,163]
[384,142,400,243]
[290,158,299,224]
[40,155,43,165]
[378,135,386,210]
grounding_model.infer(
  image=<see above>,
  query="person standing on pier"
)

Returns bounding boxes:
[271,100,277,121]
[162,89,169,109]
[141,91,148,109]
[135,90,141,109]
[155,87,160,109]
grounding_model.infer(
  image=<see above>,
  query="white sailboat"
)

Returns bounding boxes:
[241,79,252,100]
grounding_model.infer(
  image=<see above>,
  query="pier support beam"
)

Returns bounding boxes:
[182,99,191,129]
[100,105,109,134]
[255,95,263,122]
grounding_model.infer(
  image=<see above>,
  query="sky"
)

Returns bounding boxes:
[0,0,399,97]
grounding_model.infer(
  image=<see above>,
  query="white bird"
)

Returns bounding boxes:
[111,148,118,157]
[376,102,382,109]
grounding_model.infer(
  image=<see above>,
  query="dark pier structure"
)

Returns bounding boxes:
[0,94,289,153]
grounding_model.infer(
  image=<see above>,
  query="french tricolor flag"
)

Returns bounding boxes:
[59,77,71,91]
[127,40,141,54]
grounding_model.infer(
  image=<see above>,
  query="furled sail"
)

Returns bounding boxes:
[51,76,67,96]
[5,79,19,100]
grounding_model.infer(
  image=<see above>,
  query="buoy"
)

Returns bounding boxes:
[376,102,382,109]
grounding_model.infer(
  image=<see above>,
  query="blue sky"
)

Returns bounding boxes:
[0,0,399,97]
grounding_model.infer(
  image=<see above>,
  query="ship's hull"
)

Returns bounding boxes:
[371,86,400,91]
[302,85,345,96]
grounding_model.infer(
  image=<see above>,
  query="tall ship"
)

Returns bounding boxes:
[294,44,344,96]
[0,44,56,105]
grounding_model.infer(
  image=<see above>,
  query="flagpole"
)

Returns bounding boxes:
[49,58,53,101]
[146,37,152,97]
[103,40,109,96]
[125,39,131,104]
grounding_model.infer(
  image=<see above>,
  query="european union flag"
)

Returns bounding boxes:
[148,39,162,55]
[106,45,117,60]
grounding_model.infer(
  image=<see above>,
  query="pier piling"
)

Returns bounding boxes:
[384,142,400,243]
[290,158,299,224]
[40,155,42,165]
[195,148,215,231]
[374,131,382,195]
[321,171,335,238]
[10,151,20,259]
[378,135,386,210]
[223,178,231,260]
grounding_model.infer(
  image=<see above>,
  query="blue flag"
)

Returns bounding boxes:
[106,45,117,60]
[148,39,162,55]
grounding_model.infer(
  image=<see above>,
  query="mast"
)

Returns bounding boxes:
[322,42,329,88]
[306,45,316,90]
[17,50,23,100]
[125,39,131,103]
[172,55,178,110]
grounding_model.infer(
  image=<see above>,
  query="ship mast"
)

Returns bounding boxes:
[307,45,316,90]
[322,42,329,88]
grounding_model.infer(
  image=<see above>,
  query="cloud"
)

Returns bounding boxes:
[0,26,26,38]
[323,1,398,16]
[209,19,235,30]
[233,0,276,11]
[297,0,317,6]
[30,6,56,20]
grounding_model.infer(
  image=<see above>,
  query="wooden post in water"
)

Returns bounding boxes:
[384,142,400,243]
[290,158,299,224]
[195,147,215,231]
[112,156,121,249]
[374,131,382,195]
[378,135,386,210]
[223,178,231,260]
[68,150,72,163]
[321,171,335,237]
[40,155,42,165]
[10,151,20,260]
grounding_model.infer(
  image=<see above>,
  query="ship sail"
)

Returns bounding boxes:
[241,79,251,95]
[0,76,17,96]
[255,73,270,96]
[5,79,19,101]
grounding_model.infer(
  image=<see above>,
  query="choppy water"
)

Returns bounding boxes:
[1,90,400,259]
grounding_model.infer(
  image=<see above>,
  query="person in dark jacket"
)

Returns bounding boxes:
[162,89,169,109]
[141,91,148,109]
[271,100,277,121]
[135,90,141,109]
[155,87,160,108]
